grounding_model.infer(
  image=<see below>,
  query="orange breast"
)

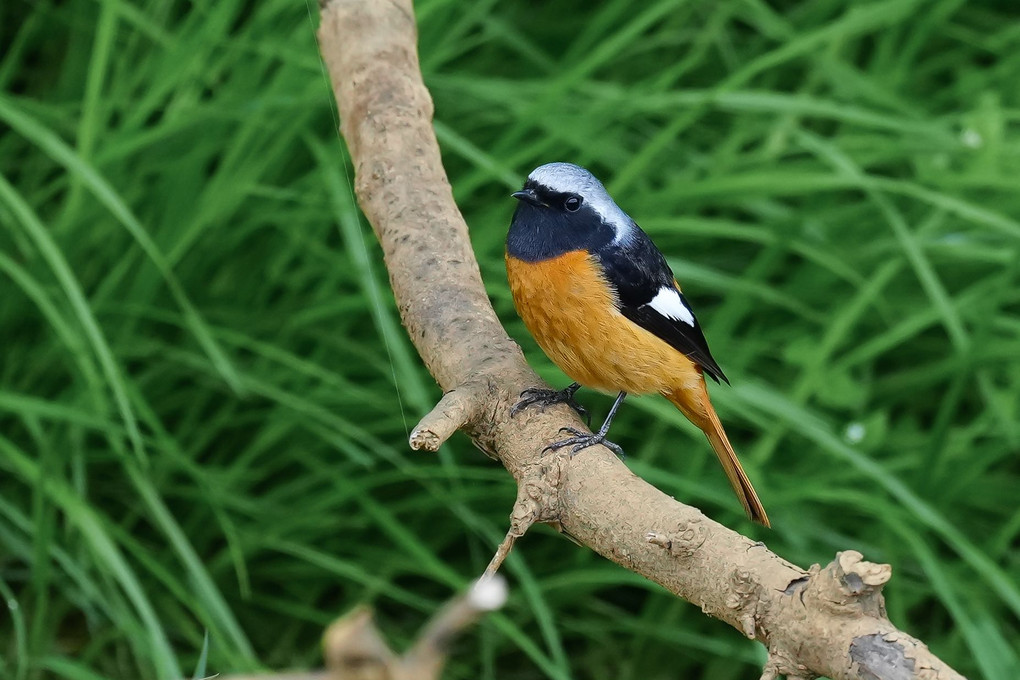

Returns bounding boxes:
[506,251,704,395]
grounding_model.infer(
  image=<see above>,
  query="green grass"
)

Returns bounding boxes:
[1,1,1019,678]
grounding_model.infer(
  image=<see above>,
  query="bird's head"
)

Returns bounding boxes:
[513,163,632,235]
[508,163,634,259]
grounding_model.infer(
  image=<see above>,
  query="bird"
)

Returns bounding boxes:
[505,162,770,527]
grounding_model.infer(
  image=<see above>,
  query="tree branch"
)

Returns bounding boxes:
[316,2,966,678]
[220,578,507,680]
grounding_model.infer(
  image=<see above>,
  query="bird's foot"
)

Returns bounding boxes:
[510,383,590,425]
[543,427,625,460]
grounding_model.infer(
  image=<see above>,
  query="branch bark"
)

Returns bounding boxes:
[316,2,967,678]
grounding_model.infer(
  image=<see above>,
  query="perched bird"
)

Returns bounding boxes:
[505,162,769,527]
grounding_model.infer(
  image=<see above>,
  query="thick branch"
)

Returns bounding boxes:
[316,2,966,679]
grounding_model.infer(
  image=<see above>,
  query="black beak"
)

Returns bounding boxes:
[512,188,543,207]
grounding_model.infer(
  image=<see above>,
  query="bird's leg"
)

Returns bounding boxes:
[511,381,590,425]
[544,391,627,459]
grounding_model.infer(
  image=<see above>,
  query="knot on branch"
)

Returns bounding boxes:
[819,550,891,618]
[410,372,513,458]
[759,552,894,680]
[410,364,535,460]
[513,453,569,529]
[835,550,892,595]
[761,645,816,680]
[726,568,763,639]
[409,383,484,453]
[645,514,709,559]
[485,453,570,576]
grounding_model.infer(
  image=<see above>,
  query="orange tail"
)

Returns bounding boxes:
[665,387,770,528]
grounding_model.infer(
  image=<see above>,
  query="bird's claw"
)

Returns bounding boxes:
[544,427,626,460]
[511,385,590,425]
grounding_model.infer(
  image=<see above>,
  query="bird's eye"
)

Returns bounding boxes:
[564,195,583,212]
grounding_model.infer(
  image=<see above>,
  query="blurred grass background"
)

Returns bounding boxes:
[1,0,1019,678]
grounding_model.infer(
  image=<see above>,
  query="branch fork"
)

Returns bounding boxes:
[322,577,508,680]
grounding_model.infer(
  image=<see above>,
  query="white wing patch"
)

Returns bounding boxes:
[648,287,695,326]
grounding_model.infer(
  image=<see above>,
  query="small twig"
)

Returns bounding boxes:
[400,576,508,680]
[483,529,521,579]
[409,385,480,452]
[220,579,507,680]
[321,579,507,680]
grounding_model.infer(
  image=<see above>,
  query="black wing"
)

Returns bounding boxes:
[595,226,729,384]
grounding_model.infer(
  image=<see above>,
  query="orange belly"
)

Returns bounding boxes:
[506,251,704,396]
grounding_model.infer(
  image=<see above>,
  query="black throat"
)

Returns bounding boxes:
[506,201,616,262]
